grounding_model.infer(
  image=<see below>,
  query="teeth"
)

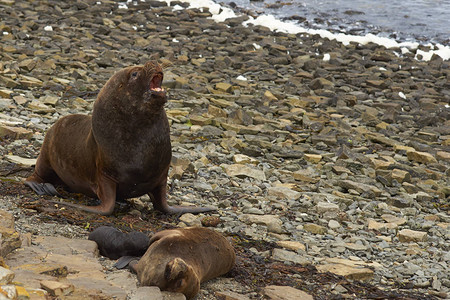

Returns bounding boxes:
[151,87,164,92]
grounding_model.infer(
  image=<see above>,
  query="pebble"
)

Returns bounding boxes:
[40,280,74,297]
[264,285,313,300]
[0,267,14,285]
[398,229,428,242]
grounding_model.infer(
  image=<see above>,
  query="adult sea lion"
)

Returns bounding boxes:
[25,61,215,215]
[131,227,235,300]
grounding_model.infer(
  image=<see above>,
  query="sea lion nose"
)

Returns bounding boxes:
[143,61,153,70]
[143,61,163,75]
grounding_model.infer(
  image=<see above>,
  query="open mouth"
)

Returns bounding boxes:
[150,73,164,93]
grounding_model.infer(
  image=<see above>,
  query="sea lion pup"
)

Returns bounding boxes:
[131,227,235,300]
[24,61,215,215]
[88,226,150,260]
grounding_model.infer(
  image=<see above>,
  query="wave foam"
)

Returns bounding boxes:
[157,0,450,61]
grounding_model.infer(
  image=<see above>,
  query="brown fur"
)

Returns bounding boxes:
[25,62,214,215]
[133,227,235,299]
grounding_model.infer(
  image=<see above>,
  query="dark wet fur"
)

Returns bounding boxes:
[88,226,150,260]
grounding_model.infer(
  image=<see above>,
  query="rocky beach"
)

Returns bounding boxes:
[0,0,449,299]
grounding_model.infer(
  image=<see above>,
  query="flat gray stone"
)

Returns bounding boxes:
[264,285,313,300]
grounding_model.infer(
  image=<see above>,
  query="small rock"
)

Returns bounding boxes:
[0,0,14,6]
[0,267,15,285]
[210,98,233,108]
[338,180,382,197]
[367,219,398,230]
[0,210,14,228]
[328,220,341,229]
[391,169,411,183]
[215,291,251,300]
[15,285,31,299]
[12,95,28,106]
[303,223,327,235]
[304,154,322,163]
[0,226,22,257]
[0,88,13,98]
[275,241,306,252]
[394,145,415,153]
[370,158,392,170]
[134,286,163,300]
[40,280,74,297]
[402,182,420,194]
[332,165,351,175]
[344,243,367,251]
[263,90,278,102]
[414,191,433,202]
[215,82,232,93]
[208,105,227,118]
[432,276,442,291]
[178,213,202,227]
[316,202,340,214]
[233,154,258,165]
[27,101,55,113]
[201,216,221,227]
[40,95,59,106]
[435,151,449,162]
[239,214,283,233]
[398,229,427,242]
[316,263,374,281]
[5,155,36,167]
[406,150,437,164]
[0,125,33,140]
[161,291,186,299]
[264,285,313,300]
[268,186,301,200]
[169,156,194,180]
[189,115,212,126]
[381,214,407,225]
[223,164,266,181]
[309,77,333,90]
[0,285,16,299]
[19,75,43,87]
[405,244,422,255]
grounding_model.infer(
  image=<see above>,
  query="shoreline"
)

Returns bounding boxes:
[138,0,450,61]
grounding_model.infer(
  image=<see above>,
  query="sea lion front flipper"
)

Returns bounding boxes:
[24,181,60,197]
[48,173,117,215]
[114,256,140,270]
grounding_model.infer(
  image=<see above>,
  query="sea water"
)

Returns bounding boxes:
[121,0,450,60]
[219,0,450,45]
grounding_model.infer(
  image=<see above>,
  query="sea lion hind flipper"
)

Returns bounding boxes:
[150,193,216,215]
[164,205,217,214]
[149,188,217,215]
[24,181,60,196]
[114,256,140,270]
